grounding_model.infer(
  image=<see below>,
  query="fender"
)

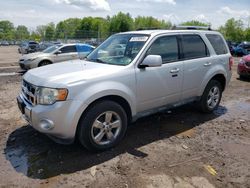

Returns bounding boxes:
[199,64,227,96]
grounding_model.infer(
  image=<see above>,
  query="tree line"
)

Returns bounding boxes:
[0,12,249,42]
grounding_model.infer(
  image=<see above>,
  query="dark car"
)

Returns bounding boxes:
[226,41,238,55]
[234,42,250,56]
[238,54,250,78]
[18,41,39,54]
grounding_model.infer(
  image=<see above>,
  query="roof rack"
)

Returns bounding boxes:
[171,25,212,31]
[136,27,163,31]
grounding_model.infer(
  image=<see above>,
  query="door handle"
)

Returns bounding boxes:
[204,62,212,66]
[170,68,180,73]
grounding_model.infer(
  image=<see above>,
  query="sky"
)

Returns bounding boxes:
[0,0,250,30]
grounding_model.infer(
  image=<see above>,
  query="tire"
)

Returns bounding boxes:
[198,80,222,113]
[78,100,127,151]
[39,60,51,67]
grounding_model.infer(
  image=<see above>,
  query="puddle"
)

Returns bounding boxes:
[5,147,29,175]
[0,72,21,76]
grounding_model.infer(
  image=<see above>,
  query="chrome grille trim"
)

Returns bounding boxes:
[21,80,37,106]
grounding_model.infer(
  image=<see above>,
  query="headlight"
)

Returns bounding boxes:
[27,57,37,61]
[37,87,68,105]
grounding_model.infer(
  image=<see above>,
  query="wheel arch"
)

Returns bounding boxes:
[38,59,53,67]
[199,71,227,96]
[75,95,132,137]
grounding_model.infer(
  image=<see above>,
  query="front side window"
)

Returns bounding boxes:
[43,45,62,53]
[86,34,149,66]
[182,35,209,59]
[146,36,178,63]
[60,45,77,53]
[206,34,228,55]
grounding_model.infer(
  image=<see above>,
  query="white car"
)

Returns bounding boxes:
[19,43,95,70]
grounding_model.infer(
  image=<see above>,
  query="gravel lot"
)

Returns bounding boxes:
[0,46,249,188]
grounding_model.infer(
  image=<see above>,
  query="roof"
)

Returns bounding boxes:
[119,29,220,36]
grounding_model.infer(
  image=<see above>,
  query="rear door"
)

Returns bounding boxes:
[180,34,211,99]
[136,35,184,112]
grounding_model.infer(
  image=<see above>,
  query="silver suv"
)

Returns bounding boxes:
[17,29,232,151]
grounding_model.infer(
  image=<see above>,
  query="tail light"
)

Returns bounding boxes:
[229,56,234,71]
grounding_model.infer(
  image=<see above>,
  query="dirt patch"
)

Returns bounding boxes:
[0,47,249,187]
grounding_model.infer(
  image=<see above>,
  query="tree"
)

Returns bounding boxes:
[219,18,244,42]
[245,28,250,41]
[15,25,29,40]
[181,20,209,27]
[36,25,47,40]
[55,18,81,39]
[109,12,134,33]
[30,31,41,41]
[45,22,55,41]
[134,16,171,30]
[0,20,15,40]
[76,17,109,39]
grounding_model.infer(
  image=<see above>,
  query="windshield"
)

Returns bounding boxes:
[86,34,149,66]
[43,45,62,53]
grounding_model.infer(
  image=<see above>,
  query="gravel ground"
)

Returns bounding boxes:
[0,47,249,188]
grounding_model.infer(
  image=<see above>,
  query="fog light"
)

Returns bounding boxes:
[39,119,54,130]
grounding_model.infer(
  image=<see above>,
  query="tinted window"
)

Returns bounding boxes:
[182,35,208,59]
[77,45,94,52]
[60,45,77,53]
[29,42,38,45]
[147,36,178,63]
[206,34,228,55]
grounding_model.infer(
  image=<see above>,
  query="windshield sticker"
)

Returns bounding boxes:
[129,36,148,42]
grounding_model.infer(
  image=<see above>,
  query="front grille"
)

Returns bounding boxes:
[22,80,37,105]
[245,61,250,68]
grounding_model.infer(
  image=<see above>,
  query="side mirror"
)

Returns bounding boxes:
[55,50,62,55]
[139,55,162,68]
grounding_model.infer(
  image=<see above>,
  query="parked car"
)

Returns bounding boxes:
[1,41,9,46]
[226,41,237,55]
[18,41,39,54]
[17,29,232,151]
[233,41,250,56]
[19,43,95,70]
[238,54,250,78]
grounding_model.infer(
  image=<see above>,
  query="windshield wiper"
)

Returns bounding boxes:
[87,58,106,64]
[95,58,106,64]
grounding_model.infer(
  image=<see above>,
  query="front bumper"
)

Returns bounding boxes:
[19,60,31,70]
[17,93,88,143]
[19,59,40,70]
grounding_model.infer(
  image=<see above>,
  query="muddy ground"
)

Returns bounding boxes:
[0,46,249,188]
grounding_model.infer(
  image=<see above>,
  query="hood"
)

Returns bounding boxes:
[20,52,48,60]
[23,60,126,88]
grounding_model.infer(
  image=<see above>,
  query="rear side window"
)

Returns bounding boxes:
[181,35,209,59]
[60,45,77,53]
[146,36,178,63]
[206,34,228,55]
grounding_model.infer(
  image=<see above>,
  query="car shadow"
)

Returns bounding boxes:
[237,76,250,82]
[4,104,227,179]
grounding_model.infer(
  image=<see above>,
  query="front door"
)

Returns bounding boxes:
[54,45,78,63]
[136,35,183,112]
